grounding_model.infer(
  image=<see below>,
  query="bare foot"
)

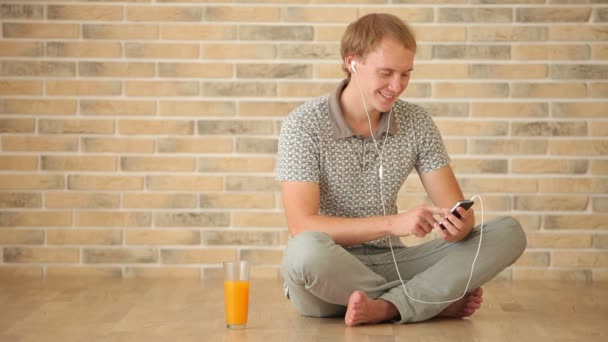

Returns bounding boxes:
[344,291,399,327]
[438,287,484,318]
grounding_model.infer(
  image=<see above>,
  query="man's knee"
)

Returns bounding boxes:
[487,216,527,261]
[282,231,335,281]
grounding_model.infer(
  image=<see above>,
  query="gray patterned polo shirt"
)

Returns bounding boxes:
[277,79,450,249]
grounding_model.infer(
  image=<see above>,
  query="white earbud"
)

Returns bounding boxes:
[350,60,357,74]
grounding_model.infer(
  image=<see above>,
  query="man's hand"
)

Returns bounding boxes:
[434,207,475,243]
[393,205,445,238]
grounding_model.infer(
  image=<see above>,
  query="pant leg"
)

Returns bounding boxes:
[281,231,391,318]
[374,216,527,323]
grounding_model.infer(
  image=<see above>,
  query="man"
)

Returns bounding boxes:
[276,13,526,326]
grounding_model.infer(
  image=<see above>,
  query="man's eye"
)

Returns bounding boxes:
[380,72,391,77]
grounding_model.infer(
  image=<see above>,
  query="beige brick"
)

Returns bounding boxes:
[127,6,202,21]
[79,62,155,78]
[154,212,229,228]
[512,268,590,282]
[589,82,608,98]
[545,214,608,230]
[84,248,157,264]
[237,63,311,79]
[438,7,512,22]
[314,25,346,41]
[121,156,195,172]
[0,229,43,245]
[469,26,547,41]
[470,64,547,79]
[527,232,592,249]
[39,119,114,135]
[512,159,587,174]
[161,24,236,40]
[46,80,121,96]
[240,25,313,41]
[593,270,608,282]
[3,23,79,39]
[450,158,508,174]
[403,83,431,98]
[125,43,199,59]
[539,178,608,194]
[202,43,276,59]
[45,192,120,209]
[119,119,193,135]
[432,45,510,59]
[241,249,283,264]
[511,83,587,98]
[147,175,223,191]
[200,193,274,209]
[83,24,158,40]
[460,177,537,193]
[202,81,276,97]
[160,101,235,117]
[76,211,151,228]
[591,160,608,175]
[48,5,123,21]
[0,211,70,227]
[412,64,468,79]
[0,4,43,19]
[434,83,509,98]
[412,26,467,42]
[4,247,79,263]
[0,193,41,208]
[512,121,586,136]
[0,60,75,77]
[199,157,274,172]
[279,43,339,60]
[69,175,143,191]
[81,100,156,116]
[550,140,608,156]
[553,251,608,267]
[517,7,591,22]
[233,212,286,228]
[161,248,235,264]
[159,62,233,78]
[592,44,608,59]
[550,25,608,41]
[124,267,200,279]
[0,118,35,133]
[203,230,285,246]
[315,63,343,79]
[360,7,434,22]
[436,120,507,136]
[552,102,607,118]
[83,137,155,153]
[0,174,63,190]
[207,6,280,22]
[0,266,42,279]
[593,198,608,213]
[48,229,122,246]
[552,64,608,80]
[0,156,38,170]
[126,230,200,245]
[281,7,356,23]
[594,234,608,248]
[42,156,117,172]
[236,137,278,154]
[239,101,301,117]
[279,82,335,97]
[590,122,608,137]
[198,120,273,135]
[123,193,196,209]
[0,80,42,96]
[125,81,199,97]
[514,251,549,267]
[2,136,78,152]
[47,42,122,58]
[47,266,122,278]
[471,139,547,155]
[471,102,547,118]
[515,195,588,211]
[512,44,589,60]
[157,137,233,153]
[0,41,43,57]
[419,102,469,118]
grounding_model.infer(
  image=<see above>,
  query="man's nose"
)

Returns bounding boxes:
[388,75,405,93]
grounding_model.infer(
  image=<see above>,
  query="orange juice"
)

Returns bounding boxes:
[223,280,249,326]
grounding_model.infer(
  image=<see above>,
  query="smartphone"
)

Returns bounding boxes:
[439,199,475,231]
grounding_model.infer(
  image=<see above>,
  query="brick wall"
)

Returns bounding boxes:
[0,0,606,282]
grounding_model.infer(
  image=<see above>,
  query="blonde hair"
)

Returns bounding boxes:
[340,13,416,76]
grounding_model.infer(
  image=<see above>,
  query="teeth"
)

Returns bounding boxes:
[380,92,394,99]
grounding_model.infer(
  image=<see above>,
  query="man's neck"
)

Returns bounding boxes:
[340,79,381,136]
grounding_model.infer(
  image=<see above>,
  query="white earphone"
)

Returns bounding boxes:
[350,60,357,74]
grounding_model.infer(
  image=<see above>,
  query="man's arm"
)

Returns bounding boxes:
[281,181,444,247]
[419,165,475,242]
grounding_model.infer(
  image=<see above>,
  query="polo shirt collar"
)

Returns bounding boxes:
[328,79,398,140]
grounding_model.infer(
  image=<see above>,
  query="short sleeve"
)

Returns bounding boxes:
[415,110,450,174]
[276,110,320,182]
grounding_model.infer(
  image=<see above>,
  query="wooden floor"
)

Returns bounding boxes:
[0,277,606,341]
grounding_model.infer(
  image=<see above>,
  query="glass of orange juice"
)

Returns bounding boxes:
[223,260,250,329]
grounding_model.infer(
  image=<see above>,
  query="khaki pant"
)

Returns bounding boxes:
[281,216,527,323]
